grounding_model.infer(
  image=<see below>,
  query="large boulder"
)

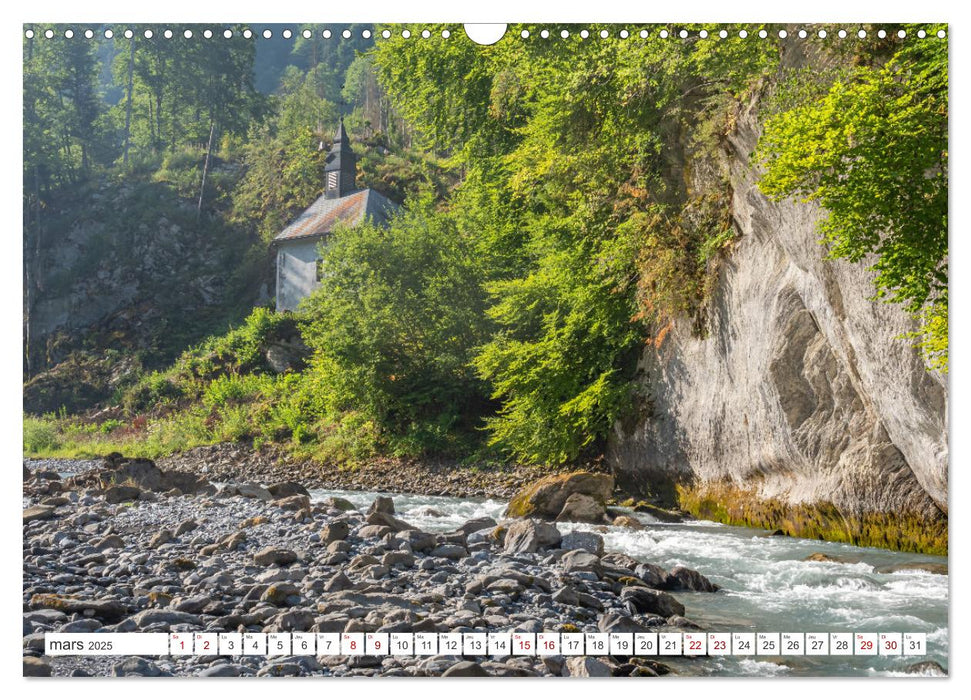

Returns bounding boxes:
[23,656,53,677]
[365,511,413,533]
[368,496,396,515]
[666,565,719,592]
[874,562,948,575]
[597,612,652,634]
[561,530,604,556]
[320,521,350,543]
[503,519,562,554]
[442,661,490,677]
[274,494,311,511]
[322,496,356,511]
[560,550,604,578]
[455,517,498,535]
[612,515,645,530]
[99,457,164,491]
[397,530,437,552]
[130,609,202,629]
[268,481,310,498]
[265,340,310,374]
[28,594,128,623]
[112,657,163,676]
[103,485,141,504]
[23,505,56,523]
[634,562,672,589]
[555,492,607,524]
[235,483,273,500]
[159,470,213,495]
[253,546,298,567]
[93,456,212,495]
[620,586,685,617]
[505,471,613,521]
[565,657,612,677]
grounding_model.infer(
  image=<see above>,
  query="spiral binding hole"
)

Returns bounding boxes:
[23,25,948,43]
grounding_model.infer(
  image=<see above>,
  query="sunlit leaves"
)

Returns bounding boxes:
[758,32,947,371]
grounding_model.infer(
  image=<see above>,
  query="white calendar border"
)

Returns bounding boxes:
[6,0,962,698]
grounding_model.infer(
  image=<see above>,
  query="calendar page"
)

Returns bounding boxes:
[21,13,949,683]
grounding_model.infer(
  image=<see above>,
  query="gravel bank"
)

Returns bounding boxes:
[154,443,594,500]
[22,460,715,678]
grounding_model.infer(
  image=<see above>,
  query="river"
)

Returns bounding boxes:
[27,457,948,677]
[309,487,949,677]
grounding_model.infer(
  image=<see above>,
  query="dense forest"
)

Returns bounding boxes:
[24,24,948,471]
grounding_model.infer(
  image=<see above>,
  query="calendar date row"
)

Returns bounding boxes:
[45,631,927,658]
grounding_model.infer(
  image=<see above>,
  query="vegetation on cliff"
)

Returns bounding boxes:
[758,34,948,372]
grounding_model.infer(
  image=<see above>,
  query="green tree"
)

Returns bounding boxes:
[276,66,339,139]
[289,24,373,103]
[757,32,948,371]
[230,64,337,243]
[371,24,777,463]
[300,196,492,456]
[24,27,110,187]
[110,25,264,160]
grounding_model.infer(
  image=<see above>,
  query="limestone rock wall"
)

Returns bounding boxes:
[609,92,948,529]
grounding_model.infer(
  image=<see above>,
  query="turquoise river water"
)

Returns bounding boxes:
[309,487,948,677]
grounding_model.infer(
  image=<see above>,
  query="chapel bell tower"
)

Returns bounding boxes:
[323,118,357,199]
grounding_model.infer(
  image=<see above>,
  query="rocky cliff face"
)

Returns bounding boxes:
[608,90,948,553]
[23,177,270,414]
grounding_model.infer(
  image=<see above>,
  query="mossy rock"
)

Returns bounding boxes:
[29,594,127,621]
[632,502,686,523]
[677,481,948,556]
[505,471,614,519]
[873,561,948,575]
[613,515,645,530]
[803,552,859,564]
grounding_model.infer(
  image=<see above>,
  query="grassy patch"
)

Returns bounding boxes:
[23,415,62,453]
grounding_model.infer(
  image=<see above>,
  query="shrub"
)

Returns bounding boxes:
[23,416,61,454]
[300,196,492,456]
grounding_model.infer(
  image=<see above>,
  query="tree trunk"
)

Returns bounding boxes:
[123,37,134,165]
[24,166,42,377]
[197,119,215,219]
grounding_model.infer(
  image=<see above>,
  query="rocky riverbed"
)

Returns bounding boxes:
[23,457,715,678]
[153,443,592,500]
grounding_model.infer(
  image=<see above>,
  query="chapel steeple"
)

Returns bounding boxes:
[323,118,357,199]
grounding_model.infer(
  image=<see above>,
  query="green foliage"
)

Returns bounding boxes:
[289,24,374,103]
[300,195,492,456]
[371,24,777,463]
[230,123,329,244]
[913,293,948,373]
[25,24,948,472]
[109,25,266,158]
[24,26,112,194]
[24,416,62,453]
[121,306,297,413]
[757,30,948,371]
[473,242,643,463]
